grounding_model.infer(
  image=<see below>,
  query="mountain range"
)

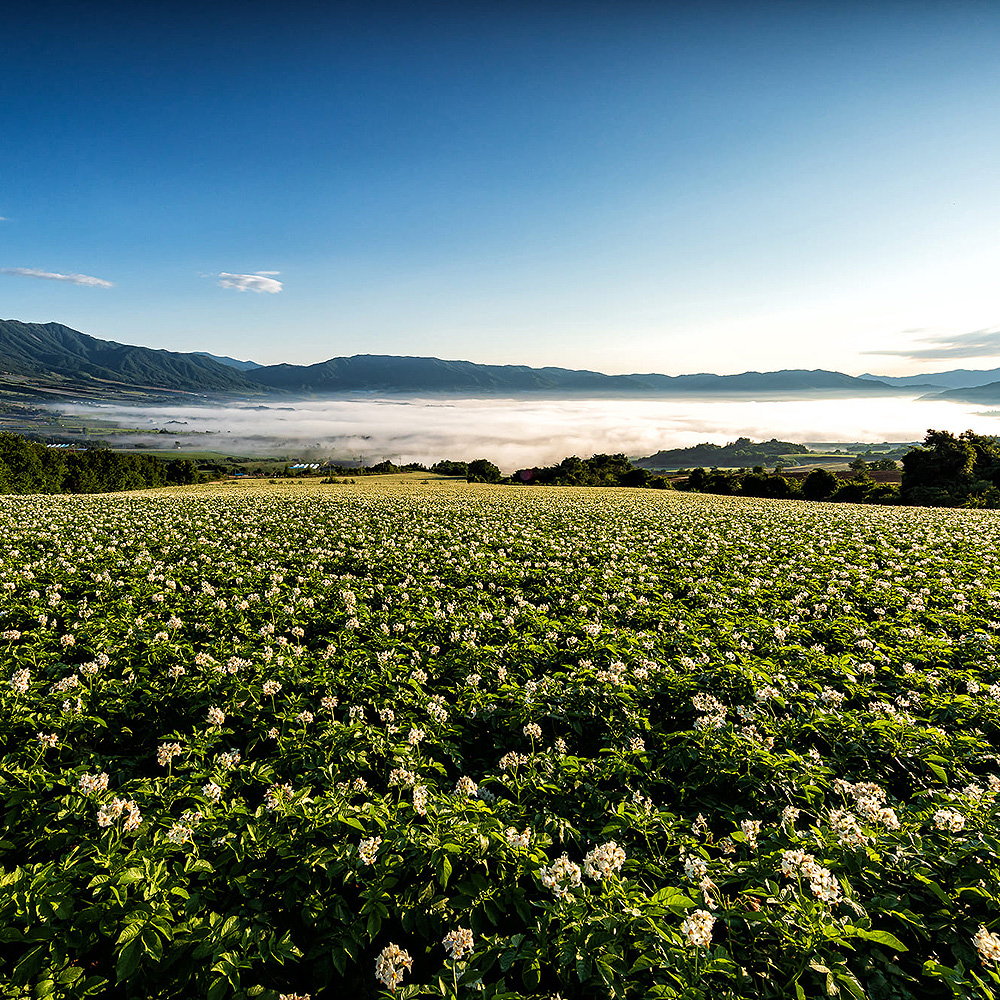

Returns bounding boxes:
[4,318,1000,401]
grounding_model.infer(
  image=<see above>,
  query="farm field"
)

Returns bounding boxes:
[2,481,1000,999]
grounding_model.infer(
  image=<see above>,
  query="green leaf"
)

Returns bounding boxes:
[439,856,453,888]
[116,941,141,982]
[207,977,229,1000]
[13,945,47,986]
[925,760,947,782]
[854,928,908,952]
[116,922,144,947]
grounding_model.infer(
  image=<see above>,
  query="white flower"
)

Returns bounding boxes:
[202,782,222,802]
[97,797,141,833]
[166,822,193,844]
[358,836,381,865]
[829,809,867,846]
[216,749,241,770]
[263,680,282,696]
[207,706,226,727]
[442,927,475,961]
[740,818,762,849]
[523,722,542,741]
[453,775,478,797]
[265,782,294,811]
[157,742,182,766]
[539,854,582,897]
[505,826,531,848]
[680,909,715,948]
[374,942,412,991]
[412,785,428,816]
[684,855,709,881]
[583,841,626,880]
[933,808,965,833]
[79,772,109,795]
[973,925,1000,964]
[779,850,843,904]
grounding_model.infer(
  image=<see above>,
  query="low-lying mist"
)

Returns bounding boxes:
[54,394,1000,469]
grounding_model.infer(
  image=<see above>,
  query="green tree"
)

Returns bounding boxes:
[466,458,502,484]
[901,430,976,506]
[802,468,840,501]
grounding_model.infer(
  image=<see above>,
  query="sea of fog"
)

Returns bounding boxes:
[54,394,1000,470]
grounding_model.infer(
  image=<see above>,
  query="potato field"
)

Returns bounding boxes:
[2,482,1000,999]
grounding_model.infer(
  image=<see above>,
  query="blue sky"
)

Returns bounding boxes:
[3,1,1000,375]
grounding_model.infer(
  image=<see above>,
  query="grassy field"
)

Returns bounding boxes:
[2,482,999,999]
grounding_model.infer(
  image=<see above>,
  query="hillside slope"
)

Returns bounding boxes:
[0,320,254,391]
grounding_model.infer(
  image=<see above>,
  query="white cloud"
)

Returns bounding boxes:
[1,267,113,287]
[217,272,283,293]
[863,328,1000,361]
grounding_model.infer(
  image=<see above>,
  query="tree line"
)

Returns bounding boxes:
[0,433,200,494]
[458,430,1000,509]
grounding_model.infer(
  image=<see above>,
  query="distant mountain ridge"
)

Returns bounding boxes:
[0,317,969,398]
[859,368,1000,390]
[245,355,903,394]
[0,320,252,392]
[930,382,1000,404]
[193,351,262,371]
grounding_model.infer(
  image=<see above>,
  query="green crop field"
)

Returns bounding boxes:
[2,482,999,999]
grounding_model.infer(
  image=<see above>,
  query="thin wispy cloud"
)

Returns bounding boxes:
[217,272,283,293]
[864,329,1000,361]
[1,267,114,287]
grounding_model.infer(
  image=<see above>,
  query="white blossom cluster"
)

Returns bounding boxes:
[442,927,475,961]
[358,836,381,865]
[933,808,965,833]
[829,809,868,847]
[216,750,241,770]
[692,692,727,729]
[680,909,715,948]
[157,742,182,767]
[780,849,843,904]
[505,826,531,848]
[973,925,1000,964]
[79,772,109,795]
[740,818,762,849]
[539,854,583,897]
[412,785,428,816]
[374,942,412,991]
[9,667,30,694]
[453,775,478,797]
[834,780,900,830]
[582,841,626,880]
[265,782,294,811]
[97,797,142,832]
